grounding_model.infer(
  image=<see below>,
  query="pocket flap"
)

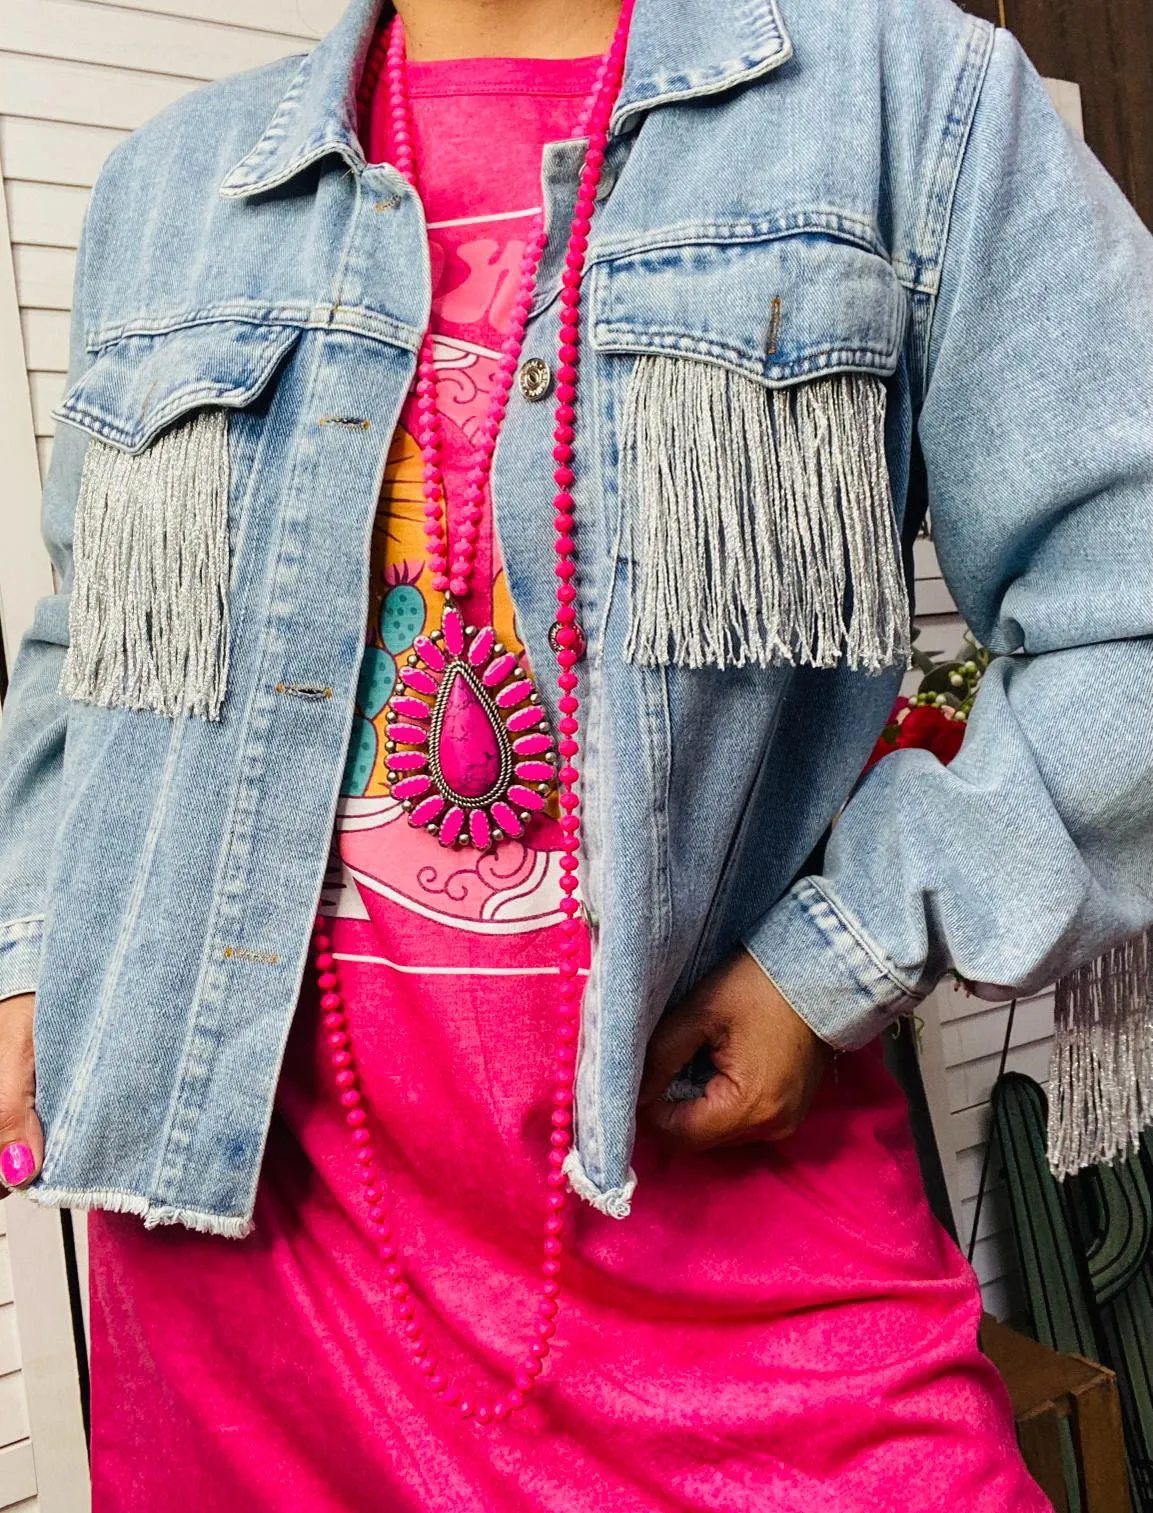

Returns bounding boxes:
[54,319,302,454]
[590,233,905,384]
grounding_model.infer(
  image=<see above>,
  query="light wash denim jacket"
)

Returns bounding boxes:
[1,0,1151,1235]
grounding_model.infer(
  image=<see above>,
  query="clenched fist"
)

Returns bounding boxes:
[0,994,42,1190]
[639,948,832,1148]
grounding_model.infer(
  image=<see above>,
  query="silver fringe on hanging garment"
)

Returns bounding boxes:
[620,356,911,673]
[61,409,231,720]
[1047,929,1153,1177]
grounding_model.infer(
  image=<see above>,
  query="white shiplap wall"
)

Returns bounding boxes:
[0,4,345,1508]
[2,0,348,501]
[0,1208,38,1513]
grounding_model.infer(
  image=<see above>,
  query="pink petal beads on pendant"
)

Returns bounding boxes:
[507,784,545,812]
[391,695,432,722]
[389,724,428,746]
[469,809,492,849]
[438,805,466,847]
[515,761,554,783]
[506,705,545,733]
[386,750,428,773]
[413,635,445,672]
[483,652,518,688]
[391,774,431,800]
[410,795,446,827]
[442,606,466,658]
[513,733,553,756]
[468,627,495,666]
[490,801,523,838]
[400,667,437,697]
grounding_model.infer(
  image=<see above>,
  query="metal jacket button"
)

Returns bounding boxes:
[518,357,551,401]
[549,620,586,660]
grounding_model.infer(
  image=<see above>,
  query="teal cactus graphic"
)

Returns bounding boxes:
[341,716,377,797]
[380,582,425,654]
[355,646,395,720]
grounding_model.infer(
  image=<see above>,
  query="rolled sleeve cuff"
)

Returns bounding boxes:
[741,880,924,1050]
[0,916,44,1002]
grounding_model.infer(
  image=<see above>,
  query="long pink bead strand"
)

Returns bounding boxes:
[311,5,634,1425]
[384,17,545,599]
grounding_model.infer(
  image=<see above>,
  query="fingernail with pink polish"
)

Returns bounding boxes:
[0,1143,36,1188]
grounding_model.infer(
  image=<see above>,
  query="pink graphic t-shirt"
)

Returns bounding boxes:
[329,54,599,967]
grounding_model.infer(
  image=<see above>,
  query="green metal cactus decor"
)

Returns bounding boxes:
[993,1071,1153,1509]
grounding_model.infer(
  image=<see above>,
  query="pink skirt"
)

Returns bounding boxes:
[88,911,1048,1511]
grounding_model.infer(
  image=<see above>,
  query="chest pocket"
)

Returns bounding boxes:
[589,232,910,674]
[54,319,301,720]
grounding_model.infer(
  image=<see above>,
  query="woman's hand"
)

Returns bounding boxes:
[0,994,42,1191]
[638,949,832,1148]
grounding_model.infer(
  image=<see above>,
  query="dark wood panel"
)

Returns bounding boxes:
[1001,0,1152,226]
[959,0,1002,25]
[957,0,1153,225]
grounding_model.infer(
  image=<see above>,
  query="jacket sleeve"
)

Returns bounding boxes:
[0,198,97,1001]
[742,31,1153,1052]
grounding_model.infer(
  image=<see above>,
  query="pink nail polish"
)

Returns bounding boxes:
[0,1143,35,1188]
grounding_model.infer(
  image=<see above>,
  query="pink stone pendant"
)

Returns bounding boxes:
[384,605,556,848]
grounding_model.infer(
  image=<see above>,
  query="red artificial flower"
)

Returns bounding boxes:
[895,704,966,765]
[862,698,965,775]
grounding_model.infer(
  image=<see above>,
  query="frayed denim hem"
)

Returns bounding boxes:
[563,1149,636,1219]
[25,1182,254,1238]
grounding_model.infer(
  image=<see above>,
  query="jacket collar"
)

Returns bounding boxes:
[220,0,793,199]
[614,0,792,135]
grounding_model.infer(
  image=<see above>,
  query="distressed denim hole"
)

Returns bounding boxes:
[275,682,333,701]
[222,945,280,965]
[767,296,783,355]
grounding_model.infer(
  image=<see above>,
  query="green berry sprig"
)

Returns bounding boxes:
[908,631,991,719]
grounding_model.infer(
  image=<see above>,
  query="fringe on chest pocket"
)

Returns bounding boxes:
[620,356,912,674]
[61,408,231,720]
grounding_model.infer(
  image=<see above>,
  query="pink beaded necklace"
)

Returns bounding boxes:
[309,6,632,1425]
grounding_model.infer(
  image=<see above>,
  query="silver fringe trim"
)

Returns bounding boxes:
[61,409,231,720]
[1048,929,1153,1177]
[621,358,911,673]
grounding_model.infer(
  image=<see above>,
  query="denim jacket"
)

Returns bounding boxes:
[1,0,1151,1235]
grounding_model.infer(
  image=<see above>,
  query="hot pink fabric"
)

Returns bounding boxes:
[86,54,1050,1512]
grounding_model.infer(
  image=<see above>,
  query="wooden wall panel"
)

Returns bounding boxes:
[961,0,1153,227]
[1003,0,1153,227]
